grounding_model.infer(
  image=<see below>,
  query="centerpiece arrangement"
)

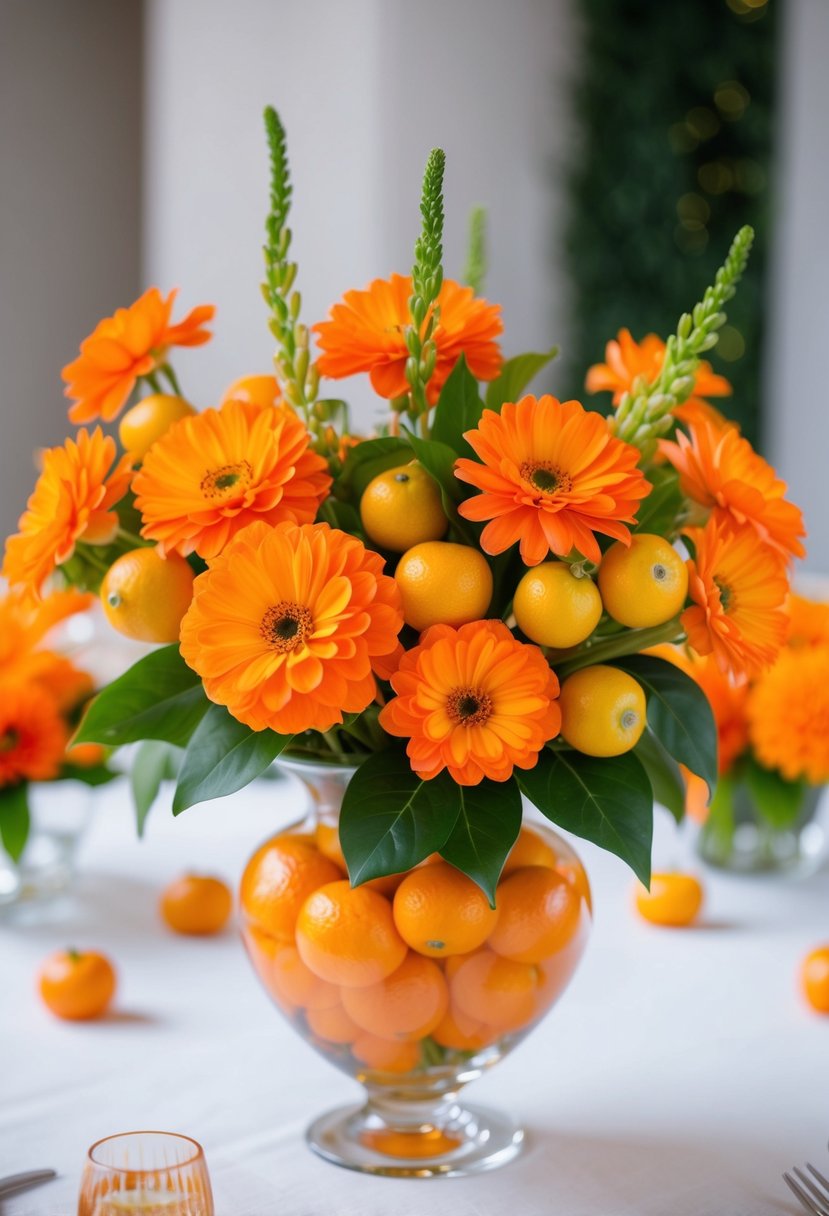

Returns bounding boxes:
[1,107,804,1175]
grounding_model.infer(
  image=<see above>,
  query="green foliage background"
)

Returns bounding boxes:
[563,0,776,447]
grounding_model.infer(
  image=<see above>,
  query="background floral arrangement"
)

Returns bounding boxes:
[0,107,806,897]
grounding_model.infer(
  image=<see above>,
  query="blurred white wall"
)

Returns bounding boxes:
[142,0,573,428]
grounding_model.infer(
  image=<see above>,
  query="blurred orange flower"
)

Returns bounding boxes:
[659,418,806,560]
[65,742,107,768]
[2,429,133,596]
[133,399,332,559]
[0,683,69,787]
[312,274,502,404]
[454,395,651,565]
[179,520,403,734]
[682,518,789,678]
[786,593,829,648]
[63,288,215,424]
[0,590,94,711]
[379,619,560,785]
[748,646,829,784]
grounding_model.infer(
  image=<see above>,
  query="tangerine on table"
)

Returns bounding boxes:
[502,826,559,875]
[100,547,195,643]
[360,463,448,553]
[392,862,499,958]
[513,562,603,648]
[118,394,196,461]
[239,833,343,943]
[558,664,647,757]
[597,534,689,629]
[295,880,407,988]
[306,1002,362,1044]
[801,946,829,1014]
[487,865,582,963]
[38,949,117,1021]
[450,950,541,1033]
[221,374,281,407]
[351,1032,421,1074]
[394,541,493,631]
[634,873,704,927]
[342,952,449,1042]
[159,874,233,936]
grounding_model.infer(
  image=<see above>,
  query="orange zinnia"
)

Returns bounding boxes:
[682,518,789,678]
[133,399,332,559]
[659,418,806,560]
[179,520,403,735]
[378,619,561,785]
[0,589,94,710]
[0,683,69,787]
[62,288,215,424]
[312,274,503,404]
[2,429,133,596]
[748,646,829,784]
[454,395,651,565]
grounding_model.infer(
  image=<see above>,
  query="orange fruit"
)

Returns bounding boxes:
[360,463,448,553]
[241,924,286,993]
[118,394,196,460]
[635,873,703,927]
[488,865,582,963]
[555,858,593,914]
[513,562,602,648]
[159,874,233,936]
[392,862,499,958]
[295,880,407,988]
[38,949,116,1021]
[801,946,829,1014]
[270,945,340,1009]
[342,952,449,1041]
[431,1006,496,1051]
[598,534,689,628]
[351,1032,421,1074]
[450,950,540,1032]
[306,1002,361,1044]
[100,547,195,643]
[394,542,493,631]
[221,374,281,407]
[502,826,558,875]
[239,833,343,943]
[559,664,647,757]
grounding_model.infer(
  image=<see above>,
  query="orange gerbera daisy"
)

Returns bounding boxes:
[0,589,94,710]
[785,592,829,648]
[312,274,503,404]
[133,399,332,559]
[0,683,69,787]
[2,429,133,596]
[379,619,560,785]
[659,418,806,560]
[682,518,789,678]
[62,288,215,424]
[454,395,651,565]
[747,646,829,784]
[179,520,403,735]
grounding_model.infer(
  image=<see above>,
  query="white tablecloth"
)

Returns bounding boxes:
[1,775,826,1216]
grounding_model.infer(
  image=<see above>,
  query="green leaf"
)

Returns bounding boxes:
[614,655,718,795]
[405,434,464,505]
[317,496,363,535]
[334,436,413,501]
[632,467,685,539]
[429,356,486,459]
[75,646,209,748]
[520,748,653,885]
[439,777,522,904]
[0,783,30,862]
[55,763,119,788]
[172,704,292,813]
[340,750,460,884]
[744,758,806,829]
[484,347,559,412]
[131,740,180,836]
[635,730,686,824]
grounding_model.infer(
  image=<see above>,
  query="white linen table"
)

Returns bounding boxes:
[1,775,826,1216]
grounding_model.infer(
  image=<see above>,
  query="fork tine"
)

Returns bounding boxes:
[794,1167,829,1215]
[785,1171,828,1216]
[808,1164,829,1196]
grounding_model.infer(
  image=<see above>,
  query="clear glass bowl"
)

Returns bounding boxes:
[0,780,94,919]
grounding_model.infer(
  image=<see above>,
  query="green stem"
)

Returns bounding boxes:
[74,544,110,574]
[161,363,183,396]
[117,528,147,549]
[555,618,685,678]
[144,371,162,394]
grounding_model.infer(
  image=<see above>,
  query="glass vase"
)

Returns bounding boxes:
[239,755,592,1178]
[0,780,94,919]
[696,782,826,874]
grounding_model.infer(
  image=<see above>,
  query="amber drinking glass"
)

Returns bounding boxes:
[77,1132,213,1215]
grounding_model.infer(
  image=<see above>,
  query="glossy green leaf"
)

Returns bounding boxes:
[131,740,180,836]
[744,758,806,829]
[484,347,559,412]
[429,355,486,459]
[439,777,523,905]
[0,783,30,862]
[340,750,460,884]
[334,436,413,501]
[172,704,292,813]
[405,434,464,504]
[317,496,363,535]
[74,646,209,748]
[635,729,686,824]
[632,467,685,539]
[520,748,653,885]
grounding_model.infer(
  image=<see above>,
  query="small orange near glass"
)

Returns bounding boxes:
[635,872,704,927]
[38,948,116,1020]
[801,945,829,1014]
[160,875,233,936]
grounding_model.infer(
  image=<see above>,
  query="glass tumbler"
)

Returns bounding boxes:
[77,1132,213,1215]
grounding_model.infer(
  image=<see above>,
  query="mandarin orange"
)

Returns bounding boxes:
[635,873,703,927]
[295,880,407,988]
[488,865,582,964]
[221,374,281,407]
[239,833,343,943]
[38,949,117,1021]
[118,394,196,461]
[341,952,449,1041]
[271,945,341,1010]
[430,1006,497,1052]
[450,950,540,1032]
[360,463,448,553]
[501,826,558,875]
[394,541,493,631]
[159,874,232,936]
[351,1032,421,1074]
[392,862,499,958]
[306,1002,362,1044]
[100,547,195,643]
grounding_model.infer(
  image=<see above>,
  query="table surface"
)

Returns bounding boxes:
[1,774,826,1216]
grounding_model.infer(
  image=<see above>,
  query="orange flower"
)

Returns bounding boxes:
[65,741,107,768]
[0,590,95,710]
[62,288,215,424]
[659,419,806,560]
[312,274,503,404]
[133,399,332,559]
[179,520,403,734]
[379,619,560,785]
[747,646,829,784]
[656,646,749,775]
[0,683,69,787]
[786,593,829,648]
[682,518,789,678]
[454,395,651,565]
[2,429,133,596]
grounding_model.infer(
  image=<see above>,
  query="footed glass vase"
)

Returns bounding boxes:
[239,756,592,1178]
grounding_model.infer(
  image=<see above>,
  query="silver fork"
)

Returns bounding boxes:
[784,1156,829,1216]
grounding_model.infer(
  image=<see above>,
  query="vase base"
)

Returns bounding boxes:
[306,1099,525,1178]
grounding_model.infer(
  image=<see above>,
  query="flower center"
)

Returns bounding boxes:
[447,687,493,727]
[260,601,313,652]
[0,729,18,754]
[520,461,572,495]
[200,461,253,500]
[714,577,733,612]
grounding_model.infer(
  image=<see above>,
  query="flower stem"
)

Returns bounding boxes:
[554,618,685,678]
[117,528,147,549]
[161,363,183,396]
